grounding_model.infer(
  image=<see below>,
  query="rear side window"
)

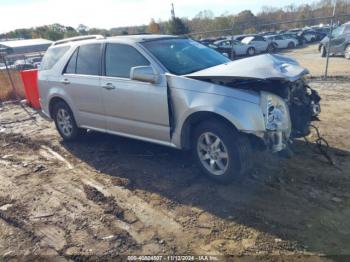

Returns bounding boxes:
[41,46,69,71]
[64,49,78,74]
[105,43,150,78]
[254,36,266,41]
[76,44,102,76]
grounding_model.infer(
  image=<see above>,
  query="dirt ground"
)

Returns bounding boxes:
[0,80,350,261]
[280,44,350,77]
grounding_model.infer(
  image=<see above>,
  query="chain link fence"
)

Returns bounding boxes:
[0,50,44,101]
[186,13,350,79]
[1,14,350,102]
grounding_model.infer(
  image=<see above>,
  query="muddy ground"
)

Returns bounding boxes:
[0,80,349,261]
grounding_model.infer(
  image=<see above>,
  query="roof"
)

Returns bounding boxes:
[0,38,53,48]
[107,34,180,42]
[49,34,181,48]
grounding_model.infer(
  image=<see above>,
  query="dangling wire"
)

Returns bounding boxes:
[304,125,341,171]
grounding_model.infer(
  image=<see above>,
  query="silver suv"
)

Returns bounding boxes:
[39,35,321,182]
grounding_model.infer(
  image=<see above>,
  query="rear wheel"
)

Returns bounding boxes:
[192,120,251,183]
[246,47,255,56]
[345,45,350,60]
[53,101,86,141]
[287,42,295,48]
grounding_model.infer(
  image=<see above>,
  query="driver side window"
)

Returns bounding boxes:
[105,43,150,79]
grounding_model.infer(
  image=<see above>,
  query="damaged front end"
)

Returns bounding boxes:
[218,78,321,139]
[186,54,321,152]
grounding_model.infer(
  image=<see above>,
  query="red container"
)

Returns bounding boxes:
[20,69,41,109]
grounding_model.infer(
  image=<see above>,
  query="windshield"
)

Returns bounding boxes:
[332,25,345,38]
[141,38,230,75]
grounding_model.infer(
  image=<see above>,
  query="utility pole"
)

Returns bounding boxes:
[171,3,176,19]
[324,0,337,79]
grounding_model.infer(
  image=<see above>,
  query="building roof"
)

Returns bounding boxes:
[0,38,53,48]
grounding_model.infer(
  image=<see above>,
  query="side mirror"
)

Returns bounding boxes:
[130,66,157,84]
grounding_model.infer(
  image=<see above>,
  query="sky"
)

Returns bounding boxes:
[0,0,311,33]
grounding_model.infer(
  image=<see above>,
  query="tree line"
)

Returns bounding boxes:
[1,0,349,41]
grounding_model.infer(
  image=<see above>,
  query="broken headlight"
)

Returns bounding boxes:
[260,91,291,132]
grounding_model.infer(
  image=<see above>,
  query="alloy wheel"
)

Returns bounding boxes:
[56,108,73,137]
[345,46,350,60]
[197,132,229,176]
[248,48,255,56]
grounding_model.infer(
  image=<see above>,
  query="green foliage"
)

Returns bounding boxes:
[166,17,189,35]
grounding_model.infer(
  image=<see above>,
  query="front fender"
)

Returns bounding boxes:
[167,77,266,148]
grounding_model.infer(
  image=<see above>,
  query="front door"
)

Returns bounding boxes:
[100,43,171,143]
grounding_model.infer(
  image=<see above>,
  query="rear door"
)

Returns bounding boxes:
[100,42,171,142]
[331,25,350,54]
[251,36,268,52]
[274,35,286,48]
[233,41,246,55]
[60,43,105,129]
[217,40,231,55]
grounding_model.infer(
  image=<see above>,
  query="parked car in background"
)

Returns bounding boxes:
[27,56,42,64]
[33,62,41,68]
[260,31,276,37]
[214,39,256,58]
[280,33,305,46]
[319,22,350,59]
[234,34,252,41]
[265,35,298,49]
[298,30,318,43]
[13,60,35,70]
[38,35,321,182]
[313,29,329,41]
[241,35,275,53]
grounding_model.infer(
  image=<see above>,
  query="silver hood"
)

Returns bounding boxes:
[186,54,309,82]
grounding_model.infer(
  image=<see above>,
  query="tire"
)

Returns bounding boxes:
[192,120,251,183]
[320,45,327,58]
[345,45,350,60]
[287,42,295,48]
[53,101,86,141]
[246,47,255,56]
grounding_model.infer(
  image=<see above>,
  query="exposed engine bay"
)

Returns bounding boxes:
[193,77,321,138]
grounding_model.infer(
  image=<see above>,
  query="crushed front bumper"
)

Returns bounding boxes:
[264,130,290,152]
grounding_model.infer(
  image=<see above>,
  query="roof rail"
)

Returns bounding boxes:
[53,35,105,46]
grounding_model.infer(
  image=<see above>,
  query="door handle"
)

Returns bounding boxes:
[61,79,70,85]
[102,83,116,90]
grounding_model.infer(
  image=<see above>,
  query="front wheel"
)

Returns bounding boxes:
[192,120,251,183]
[53,101,86,141]
[345,45,350,60]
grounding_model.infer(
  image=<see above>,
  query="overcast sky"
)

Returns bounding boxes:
[1,0,311,33]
